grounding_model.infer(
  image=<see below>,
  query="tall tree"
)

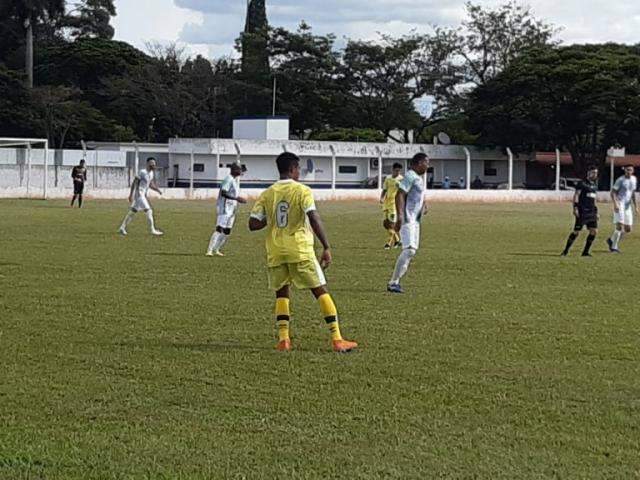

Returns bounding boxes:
[239,0,271,115]
[65,0,116,40]
[0,0,66,87]
[466,44,640,174]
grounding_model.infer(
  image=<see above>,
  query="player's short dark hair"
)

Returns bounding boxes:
[276,152,300,174]
[79,159,85,164]
[409,153,428,166]
[147,157,156,162]
[624,164,635,168]
[230,163,242,172]
[586,165,598,172]
[392,162,403,170]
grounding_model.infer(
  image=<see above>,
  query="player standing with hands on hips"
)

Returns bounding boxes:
[607,164,638,253]
[387,153,429,294]
[561,166,599,257]
[118,157,164,236]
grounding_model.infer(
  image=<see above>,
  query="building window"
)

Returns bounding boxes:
[339,165,358,174]
[484,161,497,176]
[193,163,205,172]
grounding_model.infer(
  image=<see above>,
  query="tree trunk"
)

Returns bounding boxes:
[25,18,34,88]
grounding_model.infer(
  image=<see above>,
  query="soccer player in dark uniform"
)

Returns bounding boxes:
[561,166,599,257]
[71,159,87,208]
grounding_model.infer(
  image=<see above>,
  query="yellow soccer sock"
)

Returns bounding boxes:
[275,297,290,341]
[318,293,343,341]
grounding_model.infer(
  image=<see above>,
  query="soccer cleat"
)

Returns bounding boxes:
[214,251,225,257]
[581,253,593,257]
[118,227,127,236]
[205,251,213,257]
[611,248,621,254]
[332,339,358,353]
[151,229,164,236]
[384,244,391,250]
[387,283,404,294]
[276,339,291,352]
[560,251,568,257]
[394,242,402,249]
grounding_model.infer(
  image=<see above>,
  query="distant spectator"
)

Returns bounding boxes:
[459,177,466,189]
[443,176,451,189]
[427,174,434,189]
[471,175,484,189]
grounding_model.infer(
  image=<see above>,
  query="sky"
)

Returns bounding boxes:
[112,0,640,59]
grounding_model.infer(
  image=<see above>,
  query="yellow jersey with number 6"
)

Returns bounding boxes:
[250,179,317,267]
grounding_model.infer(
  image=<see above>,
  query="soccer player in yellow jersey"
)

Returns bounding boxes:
[380,162,404,249]
[248,152,358,353]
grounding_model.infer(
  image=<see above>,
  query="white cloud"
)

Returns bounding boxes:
[113,0,640,59]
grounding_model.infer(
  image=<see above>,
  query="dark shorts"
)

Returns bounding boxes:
[574,215,598,230]
[74,181,84,195]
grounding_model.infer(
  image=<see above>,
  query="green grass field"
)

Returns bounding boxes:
[1,198,640,479]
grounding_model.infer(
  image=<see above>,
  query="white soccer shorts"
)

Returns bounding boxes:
[400,222,421,250]
[613,207,634,226]
[131,195,151,212]
[216,213,236,229]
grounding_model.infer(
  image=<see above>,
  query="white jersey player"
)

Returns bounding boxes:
[387,153,429,293]
[607,165,638,253]
[206,163,247,256]
[118,157,163,236]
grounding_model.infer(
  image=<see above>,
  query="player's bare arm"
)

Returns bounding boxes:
[380,189,386,204]
[307,210,332,269]
[222,190,247,204]
[150,180,162,195]
[249,216,267,231]
[394,190,407,232]
[573,189,580,218]
[128,178,138,203]
[611,187,620,212]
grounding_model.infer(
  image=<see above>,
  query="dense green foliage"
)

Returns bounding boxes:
[467,44,640,173]
[1,199,640,478]
[0,1,559,148]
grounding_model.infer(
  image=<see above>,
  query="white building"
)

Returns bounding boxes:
[167,138,524,190]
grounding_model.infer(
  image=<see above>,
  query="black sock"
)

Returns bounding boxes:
[583,234,596,255]
[563,232,578,254]
[78,196,83,208]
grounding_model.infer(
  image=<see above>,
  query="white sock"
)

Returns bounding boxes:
[145,210,156,231]
[215,233,228,252]
[389,248,416,285]
[612,230,623,249]
[120,211,135,230]
[208,232,221,252]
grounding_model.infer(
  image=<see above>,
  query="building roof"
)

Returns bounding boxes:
[536,151,640,167]
[169,138,509,161]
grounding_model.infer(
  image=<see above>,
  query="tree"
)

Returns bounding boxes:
[65,0,117,40]
[466,44,640,174]
[239,0,271,115]
[269,22,340,138]
[339,36,423,141]
[0,65,37,136]
[0,0,66,87]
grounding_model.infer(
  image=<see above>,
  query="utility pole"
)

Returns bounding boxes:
[25,17,34,88]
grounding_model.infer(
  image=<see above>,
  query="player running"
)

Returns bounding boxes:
[561,166,599,257]
[206,163,246,257]
[118,157,163,236]
[70,159,87,208]
[380,162,403,249]
[248,152,358,353]
[387,153,429,294]
[607,164,638,253]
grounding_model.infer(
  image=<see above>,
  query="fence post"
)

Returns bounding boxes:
[43,141,48,199]
[26,143,32,198]
[610,155,615,191]
[506,147,514,190]
[189,148,195,199]
[555,148,561,192]
[376,147,383,194]
[464,147,471,191]
[329,145,336,194]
